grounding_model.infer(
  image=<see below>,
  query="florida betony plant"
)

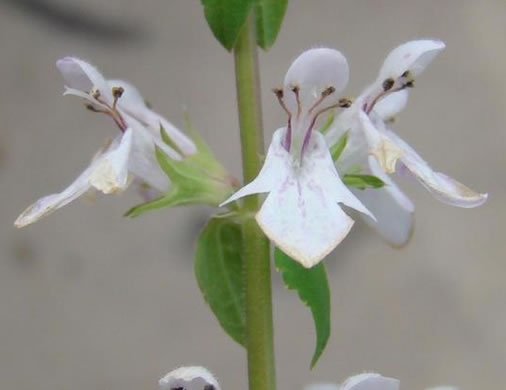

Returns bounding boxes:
[14,2,487,390]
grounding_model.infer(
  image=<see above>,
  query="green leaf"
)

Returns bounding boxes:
[330,131,348,162]
[343,174,385,190]
[255,0,288,49]
[201,0,255,50]
[195,216,246,345]
[274,248,331,368]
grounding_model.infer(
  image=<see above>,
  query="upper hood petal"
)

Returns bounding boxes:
[378,39,445,81]
[56,57,113,105]
[159,366,221,390]
[341,373,400,390]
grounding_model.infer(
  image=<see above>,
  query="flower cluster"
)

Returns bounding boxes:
[158,367,457,390]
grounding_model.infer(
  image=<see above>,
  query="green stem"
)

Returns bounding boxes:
[233,13,276,390]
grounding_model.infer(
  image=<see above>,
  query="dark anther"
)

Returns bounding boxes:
[322,86,336,97]
[170,387,184,390]
[204,385,215,390]
[112,86,124,99]
[382,78,395,91]
[338,97,353,108]
[86,104,100,112]
[291,85,300,94]
[405,80,415,88]
[272,88,284,98]
[401,70,411,78]
[91,88,101,99]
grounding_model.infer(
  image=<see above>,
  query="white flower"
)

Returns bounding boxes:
[15,57,196,228]
[221,48,373,268]
[306,372,458,390]
[326,40,488,246]
[159,366,221,390]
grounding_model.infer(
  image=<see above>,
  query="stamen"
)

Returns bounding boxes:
[405,80,415,88]
[91,87,100,99]
[85,104,103,113]
[338,97,353,108]
[272,88,292,118]
[382,78,395,91]
[308,86,336,114]
[112,86,124,109]
[291,85,302,119]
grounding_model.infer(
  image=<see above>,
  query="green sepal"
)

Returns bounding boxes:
[195,214,246,345]
[330,131,348,162]
[125,146,233,217]
[274,248,331,368]
[319,111,335,135]
[201,0,255,51]
[255,0,288,50]
[343,174,385,190]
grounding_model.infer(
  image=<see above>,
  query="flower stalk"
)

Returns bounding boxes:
[233,13,276,390]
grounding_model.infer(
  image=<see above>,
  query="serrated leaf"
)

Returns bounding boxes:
[195,216,246,345]
[201,0,255,50]
[255,0,288,49]
[330,131,348,162]
[274,248,330,368]
[343,174,385,190]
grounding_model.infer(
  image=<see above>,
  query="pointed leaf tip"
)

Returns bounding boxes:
[255,0,288,49]
[201,0,255,50]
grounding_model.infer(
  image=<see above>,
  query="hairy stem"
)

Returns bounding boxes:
[233,13,276,390]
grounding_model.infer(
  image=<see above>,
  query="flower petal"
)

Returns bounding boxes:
[254,130,372,267]
[385,128,488,207]
[358,111,404,174]
[256,165,354,268]
[14,154,103,228]
[109,79,197,156]
[353,156,415,247]
[89,131,132,194]
[220,128,290,206]
[310,132,374,220]
[283,48,349,113]
[378,39,445,81]
[56,57,113,105]
[128,124,171,193]
[159,366,221,390]
[374,89,409,120]
[341,373,399,390]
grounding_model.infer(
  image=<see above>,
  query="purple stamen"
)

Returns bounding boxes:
[282,120,292,151]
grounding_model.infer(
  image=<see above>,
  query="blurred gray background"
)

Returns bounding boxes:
[1,1,504,389]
